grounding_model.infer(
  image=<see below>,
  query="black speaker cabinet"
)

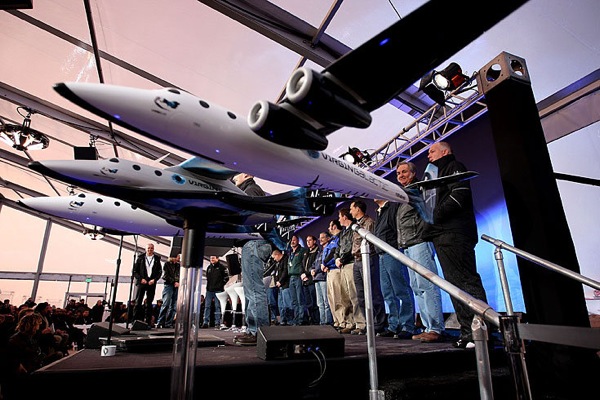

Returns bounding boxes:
[130,320,151,331]
[85,322,130,349]
[257,325,344,360]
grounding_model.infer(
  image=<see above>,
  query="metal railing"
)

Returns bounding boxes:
[352,225,600,399]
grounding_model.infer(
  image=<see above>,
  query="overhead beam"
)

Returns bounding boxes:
[198,0,431,117]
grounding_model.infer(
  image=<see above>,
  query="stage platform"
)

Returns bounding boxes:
[27,325,517,400]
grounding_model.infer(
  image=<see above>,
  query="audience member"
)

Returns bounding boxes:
[424,141,488,349]
[396,161,445,343]
[90,300,105,323]
[7,312,44,374]
[350,200,387,335]
[202,255,229,329]
[373,198,416,339]
[132,242,163,326]
[152,299,163,326]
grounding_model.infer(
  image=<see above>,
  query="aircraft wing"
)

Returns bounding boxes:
[247,0,528,150]
[166,156,239,181]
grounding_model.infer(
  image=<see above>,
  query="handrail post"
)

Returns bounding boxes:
[493,247,514,316]
[360,236,385,400]
[499,315,533,400]
[472,316,494,400]
[488,238,533,399]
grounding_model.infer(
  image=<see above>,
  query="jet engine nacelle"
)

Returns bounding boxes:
[247,100,329,151]
[285,67,372,129]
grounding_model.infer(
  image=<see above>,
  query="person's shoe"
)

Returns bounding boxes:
[351,327,366,335]
[233,333,257,346]
[340,327,353,334]
[376,329,396,338]
[219,324,228,330]
[200,323,209,329]
[453,337,475,349]
[394,331,413,340]
[419,331,442,343]
[411,332,426,340]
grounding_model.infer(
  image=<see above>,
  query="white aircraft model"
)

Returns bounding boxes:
[18,192,271,242]
[25,156,339,248]
[20,192,184,237]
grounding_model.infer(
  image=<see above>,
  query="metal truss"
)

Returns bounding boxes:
[366,77,488,180]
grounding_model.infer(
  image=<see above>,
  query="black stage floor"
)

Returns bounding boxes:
[28,325,520,400]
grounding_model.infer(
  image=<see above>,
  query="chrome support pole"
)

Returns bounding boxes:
[360,238,385,400]
[489,241,532,399]
[170,219,205,400]
[472,316,494,400]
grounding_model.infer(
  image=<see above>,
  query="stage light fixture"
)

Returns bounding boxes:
[433,62,468,91]
[419,62,468,106]
[0,108,49,151]
[340,146,372,166]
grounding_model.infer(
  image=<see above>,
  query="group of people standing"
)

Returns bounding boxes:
[239,141,486,350]
[133,142,487,351]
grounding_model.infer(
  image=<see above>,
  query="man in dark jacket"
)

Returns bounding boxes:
[157,254,181,328]
[301,235,320,324]
[373,198,415,338]
[424,141,488,349]
[133,243,163,326]
[202,256,229,328]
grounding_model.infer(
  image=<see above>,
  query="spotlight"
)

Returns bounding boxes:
[340,147,372,166]
[433,62,468,90]
[419,62,468,105]
[0,108,49,151]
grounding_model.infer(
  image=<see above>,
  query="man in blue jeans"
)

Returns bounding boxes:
[233,239,273,346]
[201,255,228,328]
[396,161,445,343]
[373,199,416,339]
[156,253,180,328]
